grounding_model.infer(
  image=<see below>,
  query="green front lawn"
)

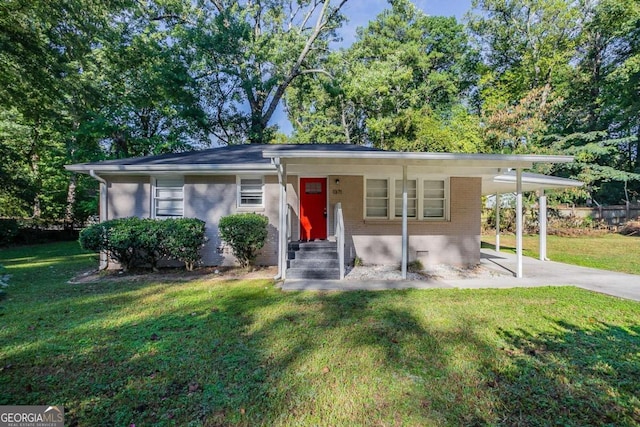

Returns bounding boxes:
[483,233,640,275]
[1,242,639,426]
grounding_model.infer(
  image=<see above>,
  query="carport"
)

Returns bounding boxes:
[483,171,583,277]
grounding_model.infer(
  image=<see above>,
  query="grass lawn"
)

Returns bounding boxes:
[482,232,640,275]
[1,242,639,426]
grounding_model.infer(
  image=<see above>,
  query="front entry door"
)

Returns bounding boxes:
[299,177,327,241]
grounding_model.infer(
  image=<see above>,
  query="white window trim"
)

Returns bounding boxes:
[152,176,184,219]
[237,175,265,210]
[364,177,390,219]
[420,178,450,221]
[394,178,418,219]
[364,176,450,221]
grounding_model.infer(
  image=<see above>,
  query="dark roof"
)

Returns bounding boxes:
[75,143,385,167]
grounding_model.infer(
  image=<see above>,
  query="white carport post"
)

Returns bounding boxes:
[539,189,547,261]
[495,193,501,252]
[401,165,408,279]
[515,168,523,278]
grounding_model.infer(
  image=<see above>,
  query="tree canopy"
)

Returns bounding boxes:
[1,0,639,221]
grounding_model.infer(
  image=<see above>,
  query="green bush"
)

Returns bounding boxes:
[218,213,269,268]
[162,218,207,271]
[0,219,19,246]
[79,217,207,271]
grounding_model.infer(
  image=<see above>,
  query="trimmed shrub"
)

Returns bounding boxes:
[79,217,207,271]
[218,213,269,268]
[162,218,207,271]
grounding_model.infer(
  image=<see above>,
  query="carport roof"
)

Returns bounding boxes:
[482,171,583,195]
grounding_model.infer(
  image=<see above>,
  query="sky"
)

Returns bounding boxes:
[273,0,474,135]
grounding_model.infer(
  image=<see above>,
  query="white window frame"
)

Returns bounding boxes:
[152,176,184,219]
[237,175,265,209]
[421,179,449,220]
[364,176,449,221]
[364,178,390,219]
[394,178,418,219]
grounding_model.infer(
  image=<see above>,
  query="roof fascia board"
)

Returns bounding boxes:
[276,157,535,169]
[65,163,276,173]
[263,150,574,164]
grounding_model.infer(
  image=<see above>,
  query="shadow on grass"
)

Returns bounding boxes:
[1,279,500,425]
[2,243,639,425]
[494,320,640,426]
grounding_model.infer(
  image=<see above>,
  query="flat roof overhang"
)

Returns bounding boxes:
[483,171,583,195]
[264,150,579,189]
[263,149,573,170]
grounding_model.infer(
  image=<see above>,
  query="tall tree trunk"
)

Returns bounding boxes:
[31,153,41,218]
[29,124,41,218]
[65,173,77,229]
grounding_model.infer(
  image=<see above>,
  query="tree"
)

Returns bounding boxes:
[545,131,640,205]
[0,109,35,217]
[469,0,580,102]
[78,4,210,158]
[0,0,133,219]
[288,0,481,151]
[184,0,349,144]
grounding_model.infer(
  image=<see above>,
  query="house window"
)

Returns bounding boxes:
[423,180,446,219]
[238,176,264,208]
[153,177,184,218]
[394,179,417,218]
[365,178,389,218]
[365,177,448,220]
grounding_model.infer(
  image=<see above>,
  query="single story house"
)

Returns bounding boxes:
[66,144,581,280]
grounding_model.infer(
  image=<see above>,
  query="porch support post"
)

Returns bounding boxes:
[280,163,288,280]
[539,189,547,261]
[516,168,523,278]
[495,193,501,252]
[401,165,408,279]
[275,159,287,280]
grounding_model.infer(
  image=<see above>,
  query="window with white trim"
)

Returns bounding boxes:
[365,178,389,218]
[394,179,417,218]
[423,180,446,219]
[153,177,184,218]
[238,176,264,208]
[365,177,448,220]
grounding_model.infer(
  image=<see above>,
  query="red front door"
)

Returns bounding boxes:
[299,177,327,241]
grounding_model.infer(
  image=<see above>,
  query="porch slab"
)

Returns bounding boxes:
[281,249,640,302]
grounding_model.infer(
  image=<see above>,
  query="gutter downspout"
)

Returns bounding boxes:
[89,170,108,270]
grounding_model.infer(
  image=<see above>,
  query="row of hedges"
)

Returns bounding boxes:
[79,218,207,271]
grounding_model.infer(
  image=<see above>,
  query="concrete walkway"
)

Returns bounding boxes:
[282,249,640,302]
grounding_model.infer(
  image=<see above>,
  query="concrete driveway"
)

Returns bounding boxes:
[282,249,640,302]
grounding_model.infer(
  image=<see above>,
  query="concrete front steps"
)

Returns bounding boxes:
[286,240,340,280]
